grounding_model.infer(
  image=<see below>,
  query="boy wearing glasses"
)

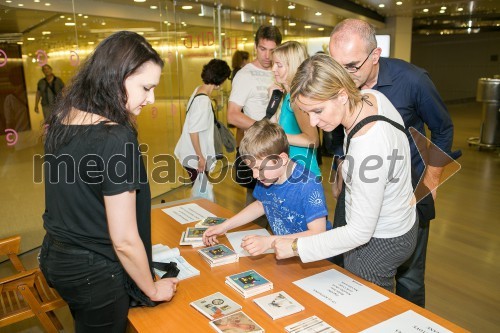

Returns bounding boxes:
[202,119,330,256]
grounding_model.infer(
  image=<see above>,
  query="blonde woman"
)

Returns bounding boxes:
[273,54,418,292]
[271,41,320,176]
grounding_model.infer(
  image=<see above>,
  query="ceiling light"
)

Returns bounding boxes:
[42,31,51,35]
[84,16,88,18]
[78,13,83,16]
[457,7,463,11]
[423,8,429,13]
[439,10,445,13]
[318,27,324,31]
[60,15,65,18]
[150,5,157,9]
[289,22,296,26]
[6,0,12,3]
[134,0,146,2]
[304,25,311,29]
[220,33,225,36]
[396,1,402,5]
[45,3,51,6]
[315,12,322,16]
[379,4,385,8]
[18,3,24,6]
[34,0,40,3]
[101,22,106,25]
[182,5,193,10]
[82,23,87,26]
[65,22,75,26]
[27,37,35,41]
[67,17,72,20]
[288,3,295,9]
[17,42,23,45]
[88,42,94,45]
[441,6,447,10]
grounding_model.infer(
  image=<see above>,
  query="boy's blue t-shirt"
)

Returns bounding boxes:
[253,162,330,235]
[278,93,321,176]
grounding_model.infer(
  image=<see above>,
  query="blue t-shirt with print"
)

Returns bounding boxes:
[253,162,330,235]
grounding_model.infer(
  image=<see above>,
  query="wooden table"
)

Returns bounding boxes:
[128,199,468,332]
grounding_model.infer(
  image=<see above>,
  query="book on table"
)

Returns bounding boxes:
[198,244,239,267]
[195,217,227,228]
[209,311,264,333]
[180,231,205,248]
[190,292,242,320]
[185,227,207,241]
[252,291,304,320]
[284,315,340,333]
[151,244,199,280]
[225,269,273,298]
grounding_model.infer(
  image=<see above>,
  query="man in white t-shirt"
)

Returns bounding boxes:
[228,25,282,209]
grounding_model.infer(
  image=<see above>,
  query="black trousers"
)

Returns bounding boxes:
[39,235,129,333]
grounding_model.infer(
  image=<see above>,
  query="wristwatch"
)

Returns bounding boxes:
[291,238,299,256]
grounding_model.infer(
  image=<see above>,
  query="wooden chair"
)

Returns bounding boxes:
[0,235,67,333]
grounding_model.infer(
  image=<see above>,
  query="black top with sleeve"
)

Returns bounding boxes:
[42,122,152,262]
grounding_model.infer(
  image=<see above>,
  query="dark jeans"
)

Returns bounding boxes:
[39,235,129,333]
[395,219,430,307]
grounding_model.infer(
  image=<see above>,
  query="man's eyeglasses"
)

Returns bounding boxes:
[344,48,376,73]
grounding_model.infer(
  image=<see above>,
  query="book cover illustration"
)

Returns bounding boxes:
[209,311,264,333]
[190,292,242,320]
[253,291,304,320]
[285,315,339,333]
[196,217,227,227]
[227,270,270,291]
[185,227,208,240]
[199,244,236,260]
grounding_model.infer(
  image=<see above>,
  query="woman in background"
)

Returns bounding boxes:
[271,41,320,176]
[39,31,178,332]
[174,59,231,183]
[230,50,249,81]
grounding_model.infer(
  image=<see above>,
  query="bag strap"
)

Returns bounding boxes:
[346,114,406,153]
[186,92,218,124]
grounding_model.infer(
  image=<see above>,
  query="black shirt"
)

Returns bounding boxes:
[43,122,152,262]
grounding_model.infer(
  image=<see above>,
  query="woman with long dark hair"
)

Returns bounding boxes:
[39,31,178,332]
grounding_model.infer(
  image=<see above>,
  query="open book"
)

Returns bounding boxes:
[152,244,200,280]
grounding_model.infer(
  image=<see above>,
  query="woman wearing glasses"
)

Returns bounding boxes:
[272,54,418,292]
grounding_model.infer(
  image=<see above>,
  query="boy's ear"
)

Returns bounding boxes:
[278,152,289,164]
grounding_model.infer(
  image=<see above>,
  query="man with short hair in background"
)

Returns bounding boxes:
[35,64,64,121]
[228,25,282,217]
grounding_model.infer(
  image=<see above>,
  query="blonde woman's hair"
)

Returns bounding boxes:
[290,54,362,113]
[239,119,289,159]
[272,41,309,88]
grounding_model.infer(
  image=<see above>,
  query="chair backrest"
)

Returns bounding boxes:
[0,235,66,333]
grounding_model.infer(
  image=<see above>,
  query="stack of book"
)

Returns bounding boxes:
[253,291,305,320]
[180,227,207,247]
[284,315,339,333]
[225,270,273,298]
[209,311,264,333]
[190,292,242,320]
[198,244,239,267]
[195,216,227,228]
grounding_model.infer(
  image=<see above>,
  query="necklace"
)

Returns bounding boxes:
[346,100,364,131]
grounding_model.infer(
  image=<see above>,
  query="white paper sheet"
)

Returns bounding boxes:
[226,229,274,257]
[360,310,453,333]
[152,244,200,280]
[293,269,388,317]
[161,203,215,224]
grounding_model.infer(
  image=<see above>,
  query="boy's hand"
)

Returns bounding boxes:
[241,235,273,256]
[272,238,296,259]
[203,223,229,246]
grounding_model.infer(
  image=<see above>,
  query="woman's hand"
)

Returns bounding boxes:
[197,155,206,172]
[203,222,230,246]
[241,235,273,256]
[149,277,179,302]
[272,238,296,259]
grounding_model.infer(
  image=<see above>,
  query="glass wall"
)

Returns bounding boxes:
[0,0,338,252]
